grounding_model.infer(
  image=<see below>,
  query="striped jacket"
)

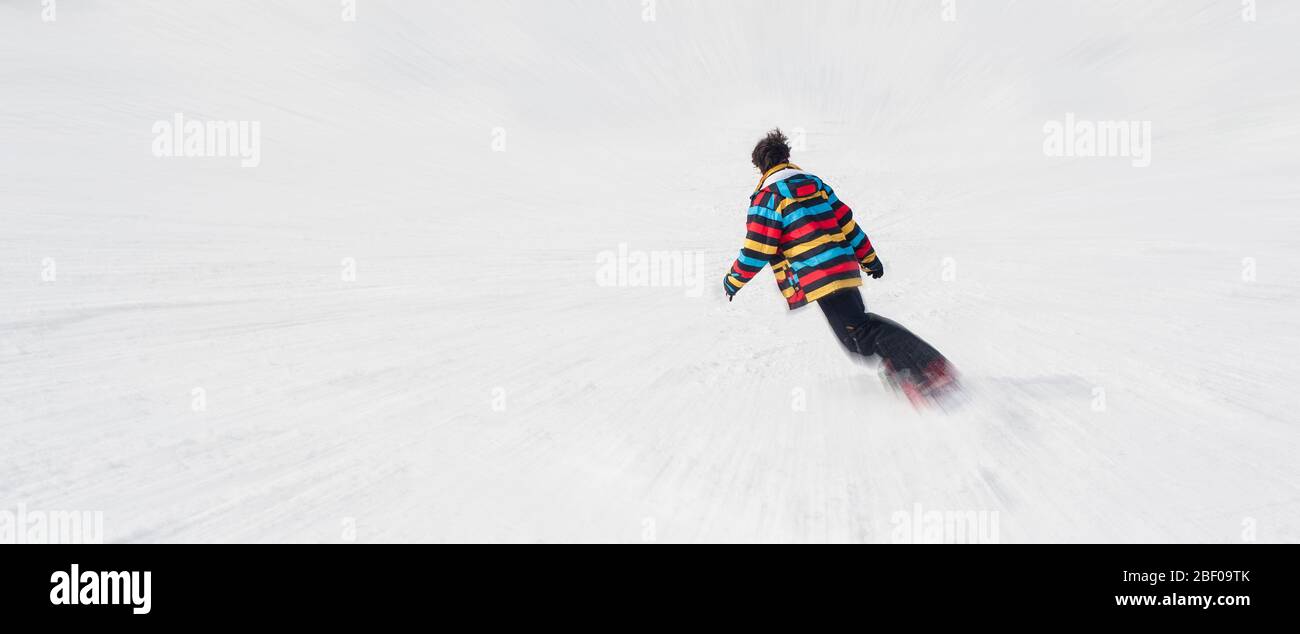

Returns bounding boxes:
[723,163,880,309]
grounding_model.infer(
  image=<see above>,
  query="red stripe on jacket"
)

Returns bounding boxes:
[794,260,859,286]
[747,222,782,239]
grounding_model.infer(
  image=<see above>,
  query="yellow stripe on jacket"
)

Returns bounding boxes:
[804,277,863,303]
[742,238,779,255]
[782,220,858,258]
[776,191,828,213]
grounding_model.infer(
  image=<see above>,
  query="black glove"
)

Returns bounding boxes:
[862,255,884,280]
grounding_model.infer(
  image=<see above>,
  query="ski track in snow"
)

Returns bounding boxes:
[3,1,1299,542]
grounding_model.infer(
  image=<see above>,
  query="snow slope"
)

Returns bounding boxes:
[2,0,1298,542]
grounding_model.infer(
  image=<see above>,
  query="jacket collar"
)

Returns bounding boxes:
[754,162,804,193]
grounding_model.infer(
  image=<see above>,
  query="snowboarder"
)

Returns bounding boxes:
[723,129,958,408]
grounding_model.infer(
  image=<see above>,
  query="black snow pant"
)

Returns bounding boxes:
[817,288,945,373]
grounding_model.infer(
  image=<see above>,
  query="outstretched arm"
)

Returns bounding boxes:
[827,186,884,279]
[723,200,782,298]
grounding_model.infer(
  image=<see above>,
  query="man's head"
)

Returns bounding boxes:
[751,128,792,174]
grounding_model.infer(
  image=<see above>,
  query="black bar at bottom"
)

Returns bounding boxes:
[0,545,1292,623]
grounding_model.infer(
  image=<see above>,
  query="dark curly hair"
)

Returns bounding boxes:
[751,128,792,173]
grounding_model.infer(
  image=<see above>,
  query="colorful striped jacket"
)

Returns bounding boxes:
[723,163,880,309]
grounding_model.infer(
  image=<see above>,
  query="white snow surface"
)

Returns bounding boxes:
[3,1,1299,543]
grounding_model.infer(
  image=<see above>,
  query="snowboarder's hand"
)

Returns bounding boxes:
[723,277,738,302]
[862,255,884,280]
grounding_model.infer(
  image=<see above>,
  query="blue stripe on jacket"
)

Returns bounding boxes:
[791,246,856,271]
[780,200,835,224]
